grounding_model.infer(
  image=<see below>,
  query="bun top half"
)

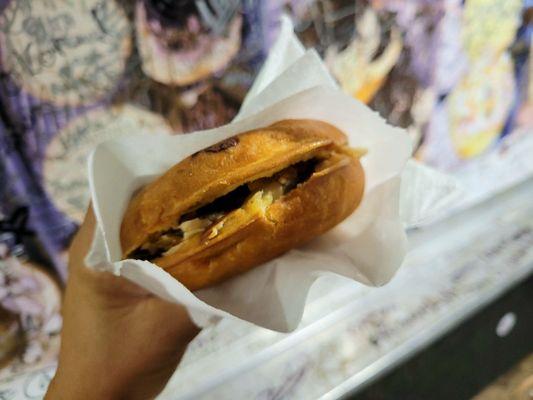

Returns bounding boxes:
[121,119,350,257]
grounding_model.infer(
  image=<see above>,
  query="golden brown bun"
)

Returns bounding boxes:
[121,119,347,256]
[160,156,364,290]
[120,119,364,290]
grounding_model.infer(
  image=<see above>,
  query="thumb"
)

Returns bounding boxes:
[69,203,97,267]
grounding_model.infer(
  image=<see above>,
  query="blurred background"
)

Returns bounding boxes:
[0,1,531,398]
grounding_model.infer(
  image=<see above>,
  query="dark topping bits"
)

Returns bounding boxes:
[192,136,239,157]
[203,137,239,153]
[130,247,164,260]
[180,183,250,222]
[166,228,185,238]
[290,158,318,192]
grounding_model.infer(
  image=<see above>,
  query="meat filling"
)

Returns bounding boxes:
[130,158,319,260]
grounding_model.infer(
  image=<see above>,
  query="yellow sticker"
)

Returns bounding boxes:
[448,55,514,158]
[462,0,522,60]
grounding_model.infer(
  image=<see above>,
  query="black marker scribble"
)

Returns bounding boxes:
[0,0,130,102]
[91,7,108,35]
[196,0,240,35]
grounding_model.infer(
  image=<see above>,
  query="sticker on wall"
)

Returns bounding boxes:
[446,0,522,158]
[135,0,242,86]
[0,247,62,380]
[0,0,132,105]
[461,0,522,62]
[44,105,173,222]
[326,8,402,104]
[448,55,515,158]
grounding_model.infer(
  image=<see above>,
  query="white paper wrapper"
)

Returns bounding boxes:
[86,17,460,332]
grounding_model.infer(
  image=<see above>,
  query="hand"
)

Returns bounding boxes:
[45,207,200,400]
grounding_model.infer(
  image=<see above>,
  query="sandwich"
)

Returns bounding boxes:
[120,119,365,290]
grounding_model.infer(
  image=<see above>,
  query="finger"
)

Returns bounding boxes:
[67,204,153,296]
[68,203,96,270]
[76,203,96,243]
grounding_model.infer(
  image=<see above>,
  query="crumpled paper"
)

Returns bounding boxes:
[85,17,460,332]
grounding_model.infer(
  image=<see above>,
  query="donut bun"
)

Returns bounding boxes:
[120,119,365,290]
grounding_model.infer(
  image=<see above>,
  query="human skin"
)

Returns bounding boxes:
[45,208,200,399]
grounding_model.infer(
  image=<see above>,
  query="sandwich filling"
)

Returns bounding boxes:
[130,158,320,261]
